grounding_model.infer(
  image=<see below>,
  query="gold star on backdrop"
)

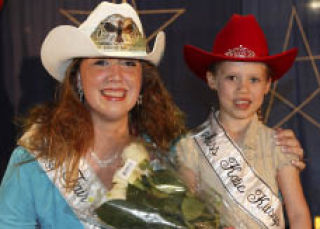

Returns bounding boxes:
[264,6,320,129]
[59,0,185,44]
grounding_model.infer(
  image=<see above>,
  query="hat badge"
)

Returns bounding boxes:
[90,14,146,52]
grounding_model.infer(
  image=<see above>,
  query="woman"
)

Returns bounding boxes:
[0,2,304,228]
[0,2,185,228]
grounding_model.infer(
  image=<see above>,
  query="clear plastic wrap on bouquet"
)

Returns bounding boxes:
[92,142,232,229]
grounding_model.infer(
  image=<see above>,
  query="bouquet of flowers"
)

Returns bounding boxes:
[94,142,231,229]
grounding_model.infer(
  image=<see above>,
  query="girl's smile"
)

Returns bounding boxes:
[234,98,251,110]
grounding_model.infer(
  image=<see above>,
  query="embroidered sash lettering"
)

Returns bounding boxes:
[220,157,246,193]
[201,132,219,156]
[193,113,284,228]
[248,189,280,226]
[71,170,89,202]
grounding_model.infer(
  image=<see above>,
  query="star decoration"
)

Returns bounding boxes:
[264,5,320,130]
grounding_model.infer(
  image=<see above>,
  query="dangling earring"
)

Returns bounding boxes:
[137,94,143,106]
[77,73,84,103]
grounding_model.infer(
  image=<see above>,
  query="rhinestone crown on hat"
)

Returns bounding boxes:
[90,14,146,52]
[224,45,256,58]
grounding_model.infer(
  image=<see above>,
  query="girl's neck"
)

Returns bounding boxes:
[217,112,254,144]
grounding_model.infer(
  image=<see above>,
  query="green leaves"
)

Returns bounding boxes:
[181,196,205,221]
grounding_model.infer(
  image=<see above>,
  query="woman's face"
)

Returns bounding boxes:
[79,58,142,123]
[206,61,271,123]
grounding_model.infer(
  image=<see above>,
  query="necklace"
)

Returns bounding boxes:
[90,151,120,168]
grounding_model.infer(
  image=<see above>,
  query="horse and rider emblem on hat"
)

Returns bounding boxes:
[91,14,146,52]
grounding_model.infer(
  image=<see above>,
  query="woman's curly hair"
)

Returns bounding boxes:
[18,59,186,189]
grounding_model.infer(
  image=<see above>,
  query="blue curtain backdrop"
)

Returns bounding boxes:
[0,0,319,223]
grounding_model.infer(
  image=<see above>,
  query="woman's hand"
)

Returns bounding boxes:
[274,128,306,171]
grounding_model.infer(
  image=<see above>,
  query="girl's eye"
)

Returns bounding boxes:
[93,59,110,66]
[120,60,137,67]
[250,77,261,83]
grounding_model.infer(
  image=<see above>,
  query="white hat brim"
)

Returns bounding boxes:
[41,25,165,82]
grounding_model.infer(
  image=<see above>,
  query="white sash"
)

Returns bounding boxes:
[37,157,111,229]
[193,112,284,229]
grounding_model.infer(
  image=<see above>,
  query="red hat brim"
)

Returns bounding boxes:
[184,44,298,81]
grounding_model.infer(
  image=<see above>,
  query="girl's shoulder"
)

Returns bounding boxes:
[247,117,276,142]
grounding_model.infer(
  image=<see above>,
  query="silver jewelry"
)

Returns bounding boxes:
[77,73,84,103]
[90,151,120,168]
[137,94,143,105]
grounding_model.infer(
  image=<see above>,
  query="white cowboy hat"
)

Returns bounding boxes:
[41,2,165,82]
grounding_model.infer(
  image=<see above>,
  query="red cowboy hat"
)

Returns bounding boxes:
[184,14,298,81]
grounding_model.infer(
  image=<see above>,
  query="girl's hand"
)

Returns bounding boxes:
[274,128,305,171]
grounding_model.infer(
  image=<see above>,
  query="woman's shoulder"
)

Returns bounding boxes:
[7,146,35,165]
[2,146,44,185]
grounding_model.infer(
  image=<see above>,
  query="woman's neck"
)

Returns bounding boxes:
[85,118,131,189]
[91,115,131,158]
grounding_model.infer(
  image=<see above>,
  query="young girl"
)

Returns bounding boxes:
[177,14,311,228]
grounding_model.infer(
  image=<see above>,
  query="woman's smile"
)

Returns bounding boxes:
[101,88,127,101]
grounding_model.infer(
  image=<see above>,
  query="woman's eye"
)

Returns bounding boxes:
[120,60,137,67]
[94,59,110,66]
[226,75,237,81]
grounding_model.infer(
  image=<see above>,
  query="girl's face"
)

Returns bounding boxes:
[79,58,142,124]
[206,61,271,123]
